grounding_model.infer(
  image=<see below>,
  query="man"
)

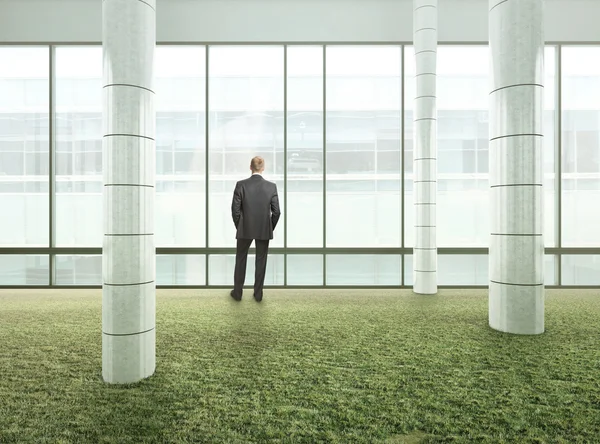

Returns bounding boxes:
[230,156,281,302]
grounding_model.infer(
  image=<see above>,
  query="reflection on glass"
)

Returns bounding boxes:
[326,255,401,285]
[405,46,489,247]
[0,255,48,285]
[326,46,402,247]
[544,46,557,248]
[208,254,284,285]
[562,255,600,285]
[0,47,49,246]
[208,46,284,247]
[156,255,206,285]
[404,254,556,286]
[544,255,557,286]
[287,255,323,285]
[55,255,101,285]
[55,46,103,246]
[156,46,206,247]
[562,47,600,246]
[1,44,592,288]
[405,46,556,247]
[287,46,323,247]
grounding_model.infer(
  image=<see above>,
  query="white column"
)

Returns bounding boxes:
[489,0,544,335]
[413,0,437,295]
[102,0,156,383]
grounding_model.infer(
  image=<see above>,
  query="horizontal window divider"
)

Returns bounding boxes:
[2,41,591,47]
[1,248,599,256]
[0,247,406,255]
[0,285,598,290]
[0,285,103,290]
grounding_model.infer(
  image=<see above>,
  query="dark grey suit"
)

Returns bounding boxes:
[231,174,281,299]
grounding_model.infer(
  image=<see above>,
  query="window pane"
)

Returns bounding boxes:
[562,47,600,246]
[404,254,555,286]
[440,255,488,285]
[208,46,284,247]
[405,46,556,248]
[562,255,600,286]
[55,255,101,285]
[326,255,400,285]
[0,47,49,246]
[156,46,206,247]
[208,254,284,286]
[326,46,402,247]
[55,46,103,246]
[0,255,48,285]
[156,255,206,285]
[287,46,323,247]
[287,255,323,285]
[545,255,557,286]
[544,47,557,248]
[406,46,489,247]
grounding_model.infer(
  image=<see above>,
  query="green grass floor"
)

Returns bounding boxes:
[1,289,599,443]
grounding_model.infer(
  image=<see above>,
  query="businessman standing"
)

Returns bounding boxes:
[230,156,281,302]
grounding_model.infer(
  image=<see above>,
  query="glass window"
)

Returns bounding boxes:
[404,254,487,286]
[405,46,489,248]
[287,255,323,285]
[562,255,600,285]
[326,46,402,248]
[326,255,400,285]
[0,47,49,246]
[156,255,206,285]
[208,46,284,248]
[544,47,557,248]
[55,46,103,246]
[545,255,557,286]
[156,46,207,247]
[55,255,101,285]
[208,254,284,286]
[405,46,556,248]
[562,47,600,246]
[0,255,49,285]
[404,254,556,286]
[441,255,488,285]
[287,46,323,247]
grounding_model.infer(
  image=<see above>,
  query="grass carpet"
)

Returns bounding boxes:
[0,289,599,443]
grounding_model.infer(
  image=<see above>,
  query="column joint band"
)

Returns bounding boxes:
[104,280,155,287]
[490,280,543,287]
[103,327,156,337]
[491,233,543,237]
[490,83,544,95]
[490,0,509,13]
[414,5,436,12]
[490,134,543,142]
[490,184,543,188]
[104,134,155,141]
[103,83,155,94]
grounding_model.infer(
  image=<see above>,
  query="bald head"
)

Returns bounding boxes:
[250,156,265,173]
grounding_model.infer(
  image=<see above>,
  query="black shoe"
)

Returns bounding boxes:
[253,293,263,302]
[230,290,241,301]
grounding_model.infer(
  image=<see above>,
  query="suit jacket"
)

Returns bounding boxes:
[231,174,281,240]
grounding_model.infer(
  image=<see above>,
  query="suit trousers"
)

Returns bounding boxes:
[233,238,270,298]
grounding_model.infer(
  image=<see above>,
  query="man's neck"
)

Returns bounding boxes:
[252,172,262,176]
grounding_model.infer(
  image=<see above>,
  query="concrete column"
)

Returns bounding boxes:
[489,0,544,335]
[413,0,437,295]
[102,0,156,383]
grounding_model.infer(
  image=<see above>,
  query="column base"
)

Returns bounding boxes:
[489,281,544,335]
[102,328,156,384]
[413,271,437,295]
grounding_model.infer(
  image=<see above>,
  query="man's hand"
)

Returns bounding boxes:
[271,187,281,230]
[231,182,242,228]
